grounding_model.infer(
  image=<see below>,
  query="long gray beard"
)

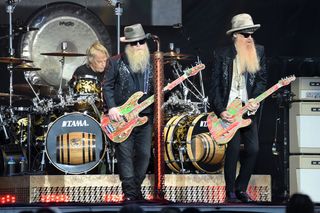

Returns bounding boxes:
[125,45,150,73]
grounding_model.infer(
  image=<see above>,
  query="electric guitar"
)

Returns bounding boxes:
[101,63,206,143]
[207,75,296,145]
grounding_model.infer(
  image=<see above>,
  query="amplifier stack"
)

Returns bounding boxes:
[289,77,320,203]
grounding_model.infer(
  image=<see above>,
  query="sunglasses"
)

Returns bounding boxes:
[129,39,146,46]
[239,33,253,38]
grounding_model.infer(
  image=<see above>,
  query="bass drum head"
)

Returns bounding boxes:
[45,112,105,174]
[186,114,225,174]
[19,2,112,89]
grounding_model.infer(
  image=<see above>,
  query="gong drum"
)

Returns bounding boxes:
[19,3,112,89]
[164,113,226,174]
[45,112,105,174]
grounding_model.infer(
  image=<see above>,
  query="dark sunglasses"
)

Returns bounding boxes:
[239,33,253,38]
[129,39,146,46]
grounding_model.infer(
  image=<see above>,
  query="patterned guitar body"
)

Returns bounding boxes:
[207,99,252,145]
[101,91,148,143]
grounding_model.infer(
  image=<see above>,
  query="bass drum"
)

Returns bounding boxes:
[164,113,226,174]
[19,2,112,89]
[45,112,105,174]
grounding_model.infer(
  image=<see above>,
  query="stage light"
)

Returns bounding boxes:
[0,195,16,204]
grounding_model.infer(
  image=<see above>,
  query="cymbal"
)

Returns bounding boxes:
[41,52,86,57]
[163,51,193,58]
[0,57,33,64]
[13,63,41,71]
[13,84,56,97]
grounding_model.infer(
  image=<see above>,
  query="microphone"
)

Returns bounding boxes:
[14,26,39,32]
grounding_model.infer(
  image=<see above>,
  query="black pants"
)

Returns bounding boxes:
[114,119,153,199]
[224,120,259,193]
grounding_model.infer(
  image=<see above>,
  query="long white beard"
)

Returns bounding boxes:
[235,40,260,74]
[125,45,150,73]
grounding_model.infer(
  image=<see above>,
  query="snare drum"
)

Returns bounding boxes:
[45,112,106,174]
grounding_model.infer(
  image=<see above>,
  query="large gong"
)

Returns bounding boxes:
[19,3,112,88]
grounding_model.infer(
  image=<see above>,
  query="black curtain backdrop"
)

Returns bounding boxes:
[1,0,320,202]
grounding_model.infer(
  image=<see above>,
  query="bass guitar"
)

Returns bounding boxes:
[207,75,296,145]
[101,63,206,143]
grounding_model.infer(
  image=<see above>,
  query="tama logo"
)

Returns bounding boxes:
[62,120,89,127]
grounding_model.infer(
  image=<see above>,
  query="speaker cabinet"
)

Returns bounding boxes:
[289,155,320,203]
[291,77,320,101]
[289,102,320,153]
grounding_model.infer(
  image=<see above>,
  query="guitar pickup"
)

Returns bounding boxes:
[106,125,115,133]
[122,115,128,122]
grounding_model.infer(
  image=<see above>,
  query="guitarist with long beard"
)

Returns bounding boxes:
[102,23,154,202]
[209,14,267,203]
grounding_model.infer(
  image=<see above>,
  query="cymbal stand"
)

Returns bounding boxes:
[171,61,205,104]
[58,42,67,107]
[25,74,43,105]
[115,1,123,55]
[196,56,209,113]
[0,111,9,140]
[6,0,19,109]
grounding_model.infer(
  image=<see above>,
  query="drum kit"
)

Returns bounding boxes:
[0,0,106,175]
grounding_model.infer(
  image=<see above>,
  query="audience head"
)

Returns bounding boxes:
[286,193,314,213]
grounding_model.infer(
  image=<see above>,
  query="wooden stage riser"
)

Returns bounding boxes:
[0,174,271,203]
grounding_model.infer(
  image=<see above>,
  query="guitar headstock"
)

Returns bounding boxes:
[278,75,296,86]
[184,63,206,77]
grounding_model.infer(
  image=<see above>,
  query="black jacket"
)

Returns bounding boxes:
[209,44,268,116]
[102,54,154,115]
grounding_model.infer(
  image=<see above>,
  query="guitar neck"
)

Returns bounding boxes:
[135,73,189,113]
[241,83,282,114]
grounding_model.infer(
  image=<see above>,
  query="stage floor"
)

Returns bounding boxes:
[0,202,319,213]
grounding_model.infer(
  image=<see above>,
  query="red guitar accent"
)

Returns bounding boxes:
[207,75,296,144]
[101,63,206,143]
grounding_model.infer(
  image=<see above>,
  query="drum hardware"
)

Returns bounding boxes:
[105,0,123,54]
[86,95,102,119]
[40,42,87,105]
[0,111,9,140]
[169,59,210,113]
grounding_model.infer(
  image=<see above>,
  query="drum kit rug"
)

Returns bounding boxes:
[0,1,225,176]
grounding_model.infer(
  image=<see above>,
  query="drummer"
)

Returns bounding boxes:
[69,41,109,87]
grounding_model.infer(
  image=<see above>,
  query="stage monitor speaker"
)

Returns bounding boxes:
[289,102,320,154]
[291,77,320,101]
[289,155,320,203]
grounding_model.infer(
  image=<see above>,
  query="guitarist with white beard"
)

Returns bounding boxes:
[102,23,154,202]
[209,14,267,203]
